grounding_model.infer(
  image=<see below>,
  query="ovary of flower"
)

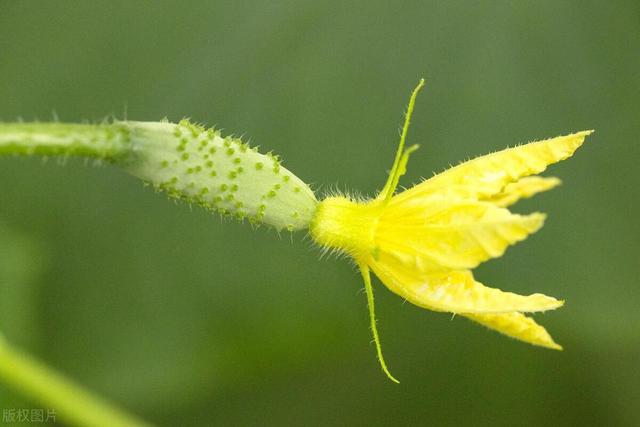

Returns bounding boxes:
[309,79,592,383]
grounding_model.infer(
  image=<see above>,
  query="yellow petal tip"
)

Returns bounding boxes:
[572,129,594,140]
[564,129,594,151]
[548,177,563,187]
[517,293,564,313]
[549,342,563,351]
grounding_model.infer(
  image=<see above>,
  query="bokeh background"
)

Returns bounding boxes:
[1,1,639,425]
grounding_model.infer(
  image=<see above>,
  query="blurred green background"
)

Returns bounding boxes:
[1,1,639,425]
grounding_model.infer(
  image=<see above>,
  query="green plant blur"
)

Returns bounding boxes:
[1,1,638,426]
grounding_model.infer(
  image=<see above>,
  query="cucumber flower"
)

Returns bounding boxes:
[0,79,591,384]
[309,79,592,382]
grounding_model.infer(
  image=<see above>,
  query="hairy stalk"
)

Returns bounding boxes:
[0,122,131,160]
[0,336,150,427]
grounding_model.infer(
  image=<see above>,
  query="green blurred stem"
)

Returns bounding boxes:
[0,122,130,160]
[0,337,151,427]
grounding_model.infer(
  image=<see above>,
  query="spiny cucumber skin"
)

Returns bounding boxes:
[122,120,318,231]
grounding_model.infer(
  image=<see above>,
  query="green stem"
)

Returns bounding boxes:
[0,337,152,427]
[0,122,131,160]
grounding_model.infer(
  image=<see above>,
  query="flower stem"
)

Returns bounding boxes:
[0,337,151,427]
[0,122,131,161]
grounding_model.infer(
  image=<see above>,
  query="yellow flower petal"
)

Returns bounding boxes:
[485,176,562,207]
[462,312,562,350]
[377,199,546,270]
[394,130,592,203]
[308,81,587,376]
[369,267,563,314]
